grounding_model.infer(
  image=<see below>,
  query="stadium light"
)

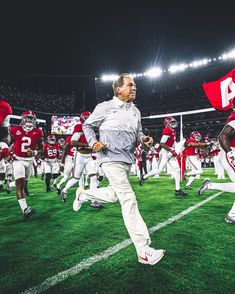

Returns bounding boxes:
[145,67,162,78]
[101,74,119,82]
[168,63,187,73]
[99,47,235,81]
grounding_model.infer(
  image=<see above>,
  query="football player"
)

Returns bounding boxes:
[0,96,12,145]
[10,111,44,219]
[56,135,76,195]
[61,112,102,208]
[0,142,9,191]
[184,131,213,189]
[198,100,235,223]
[140,117,187,196]
[43,134,60,192]
[210,141,225,179]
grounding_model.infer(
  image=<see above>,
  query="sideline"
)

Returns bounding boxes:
[21,191,223,294]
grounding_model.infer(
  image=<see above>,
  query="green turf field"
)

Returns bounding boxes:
[0,169,234,294]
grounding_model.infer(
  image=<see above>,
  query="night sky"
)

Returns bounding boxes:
[0,0,234,77]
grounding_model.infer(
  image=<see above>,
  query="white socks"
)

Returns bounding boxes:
[18,198,27,213]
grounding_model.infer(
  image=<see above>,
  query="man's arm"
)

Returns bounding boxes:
[218,125,235,153]
[61,143,69,164]
[187,141,213,148]
[83,103,107,151]
[70,132,89,148]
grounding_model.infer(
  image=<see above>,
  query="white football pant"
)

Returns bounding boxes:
[144,149,181,190]
[80,162,151,252]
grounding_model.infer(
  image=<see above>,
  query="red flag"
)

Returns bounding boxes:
[202,68,235,110]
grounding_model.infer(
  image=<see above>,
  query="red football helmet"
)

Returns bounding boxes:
[58,138,65,146]
[21,110,36,132]
[164,117,177,128]
[80,111,91,123]
[190,131,202,141]
[47,134,56,145]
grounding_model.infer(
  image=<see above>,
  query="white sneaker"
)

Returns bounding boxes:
[137,246,165,265]
[73,187,85,212]
[198,178,212,196]
[225,214,235,224]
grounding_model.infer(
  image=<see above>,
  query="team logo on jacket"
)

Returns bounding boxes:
[16,130,21,135]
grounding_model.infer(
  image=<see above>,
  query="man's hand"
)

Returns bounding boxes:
[92,141,106,153]
[27,148,35,157]
[142,136,153,147]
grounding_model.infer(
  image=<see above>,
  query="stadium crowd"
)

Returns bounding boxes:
[0,83,75,114]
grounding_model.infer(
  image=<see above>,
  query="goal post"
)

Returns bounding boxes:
[142,107,216,180]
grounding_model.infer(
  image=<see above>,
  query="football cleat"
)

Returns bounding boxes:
[139,175,145,186]
[185,185,192,190]
[175,189,188,196]
[198,178,212,196]
[61,190,67,203]
[23,207,35,220]
[56,187,61,195]
[73,187,86,212]
[137,246,165,265]
[225,214,235,224]
[46,187,52,192]
[90,201,104,209]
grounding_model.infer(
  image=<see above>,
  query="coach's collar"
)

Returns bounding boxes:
[113,96,133,108]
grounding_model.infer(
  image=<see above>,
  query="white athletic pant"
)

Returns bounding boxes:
[73,152,96,179]
[82,162,151,251]
[44,159,60,174]
[57,155,74,189]
[213,154,225,179]
[145,149,181,190]
[185,155,203,186]
[13,158,33,180]
[209,148,235,216]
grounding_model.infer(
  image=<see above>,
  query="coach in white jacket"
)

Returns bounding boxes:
[72,73,165,265]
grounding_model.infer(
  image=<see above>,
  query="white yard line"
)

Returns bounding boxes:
[21,191,223,294]
[0,194,35,200]
[0,196,15,200]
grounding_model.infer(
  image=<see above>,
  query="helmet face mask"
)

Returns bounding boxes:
[21,111,36,132]
[58,138,65,146]
[190,131,202,142]
[164,117,177,129]
[80,111,91,123]
[47,134,56,145]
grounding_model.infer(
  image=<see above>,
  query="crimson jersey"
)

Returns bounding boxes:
[186,138,198,156]
[0,99,12,125]
[0,148,9,160]
[162,127,176,148]
[73,123,88,145]
[73,123,92,153]
[11,126,43,158]
[44,143,59,160]
[66,136,77,157]
[226,110,235,147]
